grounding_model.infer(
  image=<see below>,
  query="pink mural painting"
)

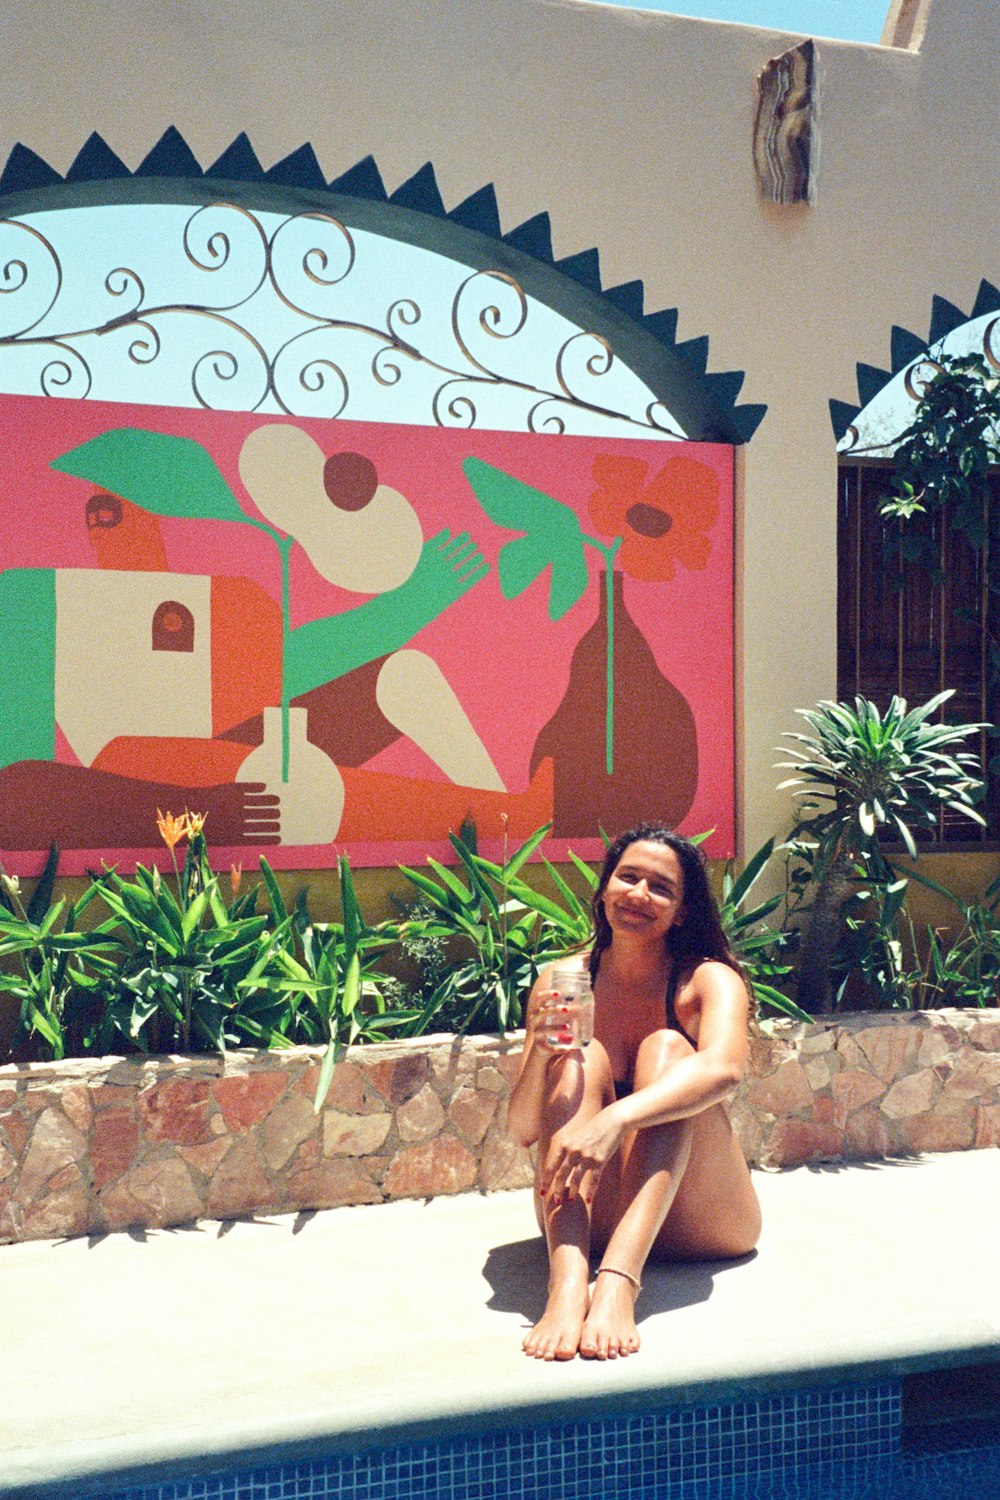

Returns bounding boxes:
[0,395,735,873]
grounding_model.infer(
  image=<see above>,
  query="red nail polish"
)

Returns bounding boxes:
[539,1189,546,1197]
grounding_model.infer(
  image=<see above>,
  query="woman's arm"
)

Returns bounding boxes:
[614,962,749,1130]
[538,962,749,1198]
[506,967,564,1147]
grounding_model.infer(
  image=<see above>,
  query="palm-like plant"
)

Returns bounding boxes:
[717,839,806,1022]
[776,691,985,1012]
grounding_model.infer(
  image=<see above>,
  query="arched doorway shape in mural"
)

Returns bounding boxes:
[0,130,762,873]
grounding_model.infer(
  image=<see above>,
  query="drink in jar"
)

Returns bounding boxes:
[543,963,595,1050]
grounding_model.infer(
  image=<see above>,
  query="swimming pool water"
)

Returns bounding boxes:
[87,1376,1000,1500]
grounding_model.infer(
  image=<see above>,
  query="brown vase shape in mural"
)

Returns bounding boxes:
[530,571,698,837]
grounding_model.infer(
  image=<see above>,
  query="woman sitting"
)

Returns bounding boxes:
[508,822,761,1362]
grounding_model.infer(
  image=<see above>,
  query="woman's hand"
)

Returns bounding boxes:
[508,977,582,1149]
[540,1105,625,1206]
[525,986,576,1057]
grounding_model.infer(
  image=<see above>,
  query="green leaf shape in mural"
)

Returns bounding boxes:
[51,429,252,526]
[462,457,588,621]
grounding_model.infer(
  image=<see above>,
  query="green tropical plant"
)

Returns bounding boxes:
[898,866,1000,1008]
[879,353,1000,547]
[91,824,285,1055]
[836,864,1000,1012]
[717,839,807,1023]
[0,848,120,1060]
[396,823,570,1036]
[838,874,920,1010]
[387,897,452,1011]
[876,351,1000,780]
[494,845,599,954]
[242,855,413,1110]
[776,691,986,1013]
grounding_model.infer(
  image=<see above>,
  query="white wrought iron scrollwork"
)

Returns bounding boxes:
[0,201,680,435]
[902,357,945,403]
[838,313,1000,457]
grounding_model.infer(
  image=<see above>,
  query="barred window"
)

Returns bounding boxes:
[837,460,1000,845]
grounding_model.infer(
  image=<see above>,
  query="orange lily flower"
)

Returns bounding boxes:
[156,809,189,851]
[230,863,243,898]
[186,811,207,838]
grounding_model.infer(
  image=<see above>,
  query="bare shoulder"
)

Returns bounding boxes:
[681,961,751,1062]
[681,960,751,1024]
[682,959,747,995]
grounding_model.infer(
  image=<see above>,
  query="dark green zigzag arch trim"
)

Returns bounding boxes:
[829,281,1000,443]
[0,128,766,445]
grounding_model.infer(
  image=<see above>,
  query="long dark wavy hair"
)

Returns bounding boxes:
[587,823,746,994]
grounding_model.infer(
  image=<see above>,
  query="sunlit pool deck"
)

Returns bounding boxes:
[2,1150,999,1499]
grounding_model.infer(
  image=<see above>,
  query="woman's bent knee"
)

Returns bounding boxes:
[634,1028,694,1086]
[541,1050,586,1105]
[539,1040,615,1121]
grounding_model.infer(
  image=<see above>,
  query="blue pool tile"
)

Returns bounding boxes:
[91,1380,903,1500]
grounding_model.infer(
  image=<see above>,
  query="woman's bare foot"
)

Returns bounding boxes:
[579,1269,640,1359]
[523,1277,591,1360]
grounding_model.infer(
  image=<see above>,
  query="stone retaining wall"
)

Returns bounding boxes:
[736,1008,1000,1166]
[1,1008,999,1245]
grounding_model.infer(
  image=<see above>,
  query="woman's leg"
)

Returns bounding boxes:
[653,1102,761,1261]
[581,1031,762,1358]
[581,1030,695,1359]
[523,1041,616,1361]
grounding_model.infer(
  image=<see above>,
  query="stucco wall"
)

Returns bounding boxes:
[3,0,999,870]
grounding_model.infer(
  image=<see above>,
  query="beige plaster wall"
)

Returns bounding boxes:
[2,0,998,870]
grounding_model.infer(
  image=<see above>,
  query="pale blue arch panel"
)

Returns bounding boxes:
[830,281,1000,455]
[0,129,767,444]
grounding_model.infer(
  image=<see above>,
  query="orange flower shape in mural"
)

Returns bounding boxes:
[589,454,720,581]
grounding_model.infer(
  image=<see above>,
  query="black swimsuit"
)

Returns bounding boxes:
[613,961,696,1100]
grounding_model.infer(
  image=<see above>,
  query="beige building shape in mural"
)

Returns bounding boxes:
[54,571,213,767]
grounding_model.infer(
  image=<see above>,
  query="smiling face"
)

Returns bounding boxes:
[602,839,687,942]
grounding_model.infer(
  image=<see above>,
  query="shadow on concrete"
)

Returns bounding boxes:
[481,1234,740,1326]
[799,1152,926,1175]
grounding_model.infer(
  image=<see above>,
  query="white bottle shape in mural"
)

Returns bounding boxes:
[237,706,344,846]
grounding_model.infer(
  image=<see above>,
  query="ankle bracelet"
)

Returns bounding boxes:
[597,1265,641,1296]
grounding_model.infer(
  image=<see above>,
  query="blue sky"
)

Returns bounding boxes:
[586,1,888,43]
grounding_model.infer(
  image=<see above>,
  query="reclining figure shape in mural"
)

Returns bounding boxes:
[0,422,553,855]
